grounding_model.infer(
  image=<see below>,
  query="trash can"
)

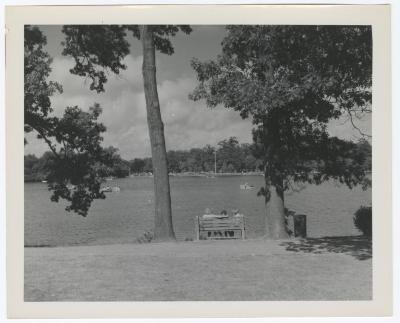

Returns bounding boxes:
[293,214,307,238]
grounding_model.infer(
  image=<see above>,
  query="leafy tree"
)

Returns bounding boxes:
[190,26,372,239]
[24,154,40,182]
[243,154,258,172]
[143,158,153,173]
[61,25,192,241]
[26,147,130,184]
[130,158,146,174]
[126,140,262,175]
[25,153,53,182]
[217,137,243,172]
[202,144,217,172]
[25,25,116,216]
[25,26,62,142]
[32,151,54,181]
[166,150,184,173]
[356,139,372,171]
[103,146,130,178]
[37,105,119,216]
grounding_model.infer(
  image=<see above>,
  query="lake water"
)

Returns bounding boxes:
[24,175,371,247]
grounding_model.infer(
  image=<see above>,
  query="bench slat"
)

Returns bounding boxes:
[200,225,243,229]
[196,215,245,240]
[200,221,243,225]
[200,220,244,224]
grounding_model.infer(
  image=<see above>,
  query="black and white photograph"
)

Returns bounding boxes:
[4,3,393,319]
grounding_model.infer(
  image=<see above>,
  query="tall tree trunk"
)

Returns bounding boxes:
[262,117,288,240]
[141,26,175,241]
[264,170,288,239]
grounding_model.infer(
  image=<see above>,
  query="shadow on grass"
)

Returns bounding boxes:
[25,244,54,248]
[280,235,372,260]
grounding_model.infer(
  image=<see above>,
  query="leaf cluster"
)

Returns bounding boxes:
[25,26,122,216]
[31,105,118,216]
[62,25,192,92]
[190,26,372,190]
[24,26,63,136]
[191,26,371,121]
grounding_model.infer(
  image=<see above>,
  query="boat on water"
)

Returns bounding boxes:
[100,186,120,193]
[240,183,254,190]
[100,186,112,193]
[66,184,119,193]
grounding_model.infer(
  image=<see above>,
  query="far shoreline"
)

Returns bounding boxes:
[24,171,265,183]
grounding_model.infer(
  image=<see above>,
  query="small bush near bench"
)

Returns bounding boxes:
[136,231,153,243]
[353,206,372,236]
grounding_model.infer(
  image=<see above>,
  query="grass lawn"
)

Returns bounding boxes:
[24,237,372,301]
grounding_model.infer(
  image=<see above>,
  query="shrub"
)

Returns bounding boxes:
[136,231,154,243]
[353,206,372,236]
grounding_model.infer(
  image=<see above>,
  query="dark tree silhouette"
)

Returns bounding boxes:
[25,25,117,216]
[190,26,372,239]
[61,25,192,240]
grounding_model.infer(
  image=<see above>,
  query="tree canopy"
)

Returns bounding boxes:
[28,138,370,180]
[25,25,118,216]
[191,25,372,190]
[61,25,191,93]
[190,26,372,238]
[25,24,191,221]
[60,25,192,240]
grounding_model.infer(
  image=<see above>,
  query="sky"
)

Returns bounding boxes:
[24,25,371,160]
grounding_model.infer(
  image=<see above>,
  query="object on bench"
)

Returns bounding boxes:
[195,214,245,240]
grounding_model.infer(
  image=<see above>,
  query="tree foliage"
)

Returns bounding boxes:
[61,25,192,93]
[25,152,52,182]
[26,146,130,182]
[191,25,372,190]
[353,206,372,236]
[28,138,370,179]
[59,24,193,239]
[60,24,192,240]
[25,25,118,216]
[128,138,265,174]
[190,26,372,238]
[25,26,63,137]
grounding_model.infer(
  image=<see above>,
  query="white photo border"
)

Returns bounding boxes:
[5,4,392,318]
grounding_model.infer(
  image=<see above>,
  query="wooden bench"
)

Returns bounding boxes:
[195,214,245,240]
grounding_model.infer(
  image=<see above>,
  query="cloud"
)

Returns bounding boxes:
[32,51,371,161]
[27,54,254,159]
[157,77,253,153]
[26,26,371,161]
[99,76,254,158]
[49,55,143,97]
[25,52,371,161]
[327,113,371,142]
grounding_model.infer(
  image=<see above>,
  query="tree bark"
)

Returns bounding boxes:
[263,171,288,239]
[140,26,175,241]
[262,117,289,240]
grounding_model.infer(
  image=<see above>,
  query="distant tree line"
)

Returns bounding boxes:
[131,137,263,174]
[25,146,130,182]
[25,137,371,182]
